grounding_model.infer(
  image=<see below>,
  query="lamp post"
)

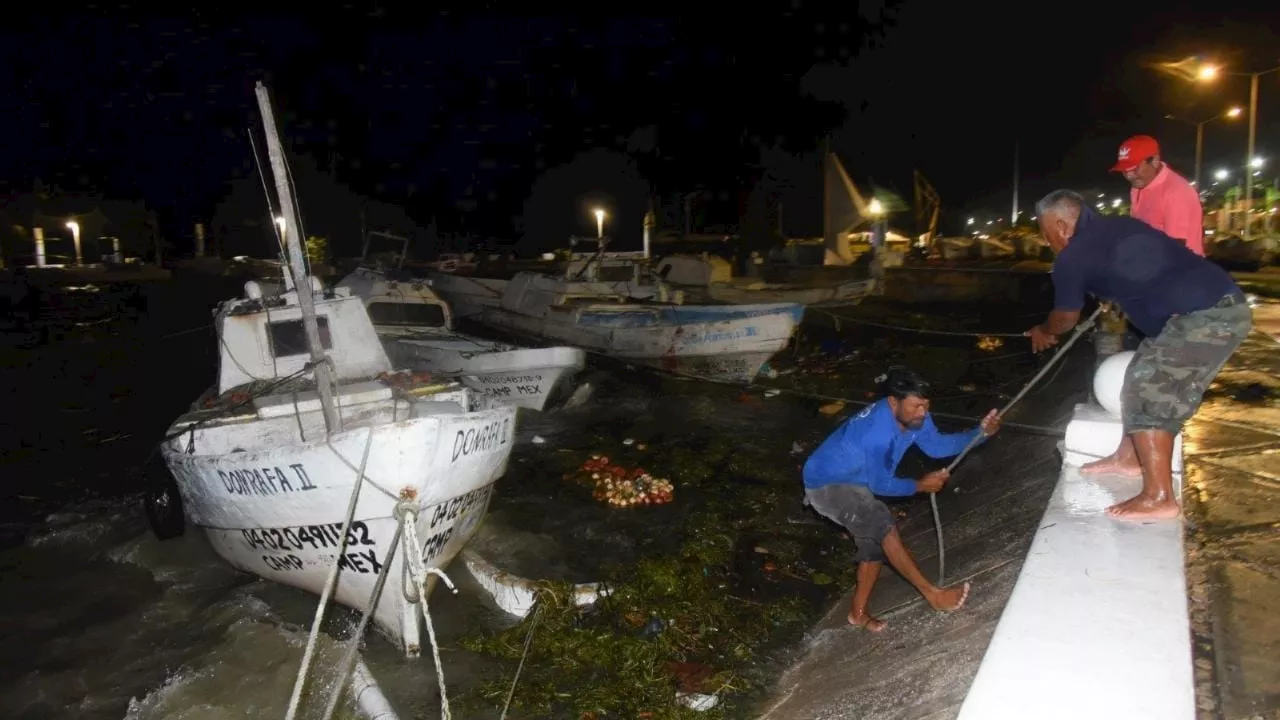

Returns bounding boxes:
[1165,106,1242,188]
[593,208,606,239]
[1191,61,1280,241]
[65,220,81,266]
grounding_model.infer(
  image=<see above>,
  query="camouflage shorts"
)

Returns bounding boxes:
[1122,294,1253,433]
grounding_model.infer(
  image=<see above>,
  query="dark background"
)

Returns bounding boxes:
[2,2,1277,257]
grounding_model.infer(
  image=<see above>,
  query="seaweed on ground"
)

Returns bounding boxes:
[458,435,858,719]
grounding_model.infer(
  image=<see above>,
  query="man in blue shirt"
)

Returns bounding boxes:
[803,367,1000,632]
[1026,189,1251,520]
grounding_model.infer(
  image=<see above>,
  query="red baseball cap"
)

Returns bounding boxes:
[1111,135,1160,172]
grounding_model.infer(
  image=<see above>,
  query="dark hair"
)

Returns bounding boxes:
[876,366,930,400]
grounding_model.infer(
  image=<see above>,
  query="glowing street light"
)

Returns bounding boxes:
[966,217,975,225]
[1250,156,1265,169]
[1166,106,1244,187]
[1214,169,1229,181]
[1111,197,1123,208]
[1186,58,1280,240]
[592,208,606,239]
[867,198,884,216]
[65,220,82,266]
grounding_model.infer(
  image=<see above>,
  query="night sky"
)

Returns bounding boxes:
[2,2,1278,257]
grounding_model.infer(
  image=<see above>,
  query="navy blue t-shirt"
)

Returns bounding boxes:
[1051,209,1241,336]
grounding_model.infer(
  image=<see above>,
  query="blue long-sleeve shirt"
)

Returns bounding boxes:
[802,398,985,496]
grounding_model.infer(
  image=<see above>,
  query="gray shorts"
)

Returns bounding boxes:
[804,483,894,563]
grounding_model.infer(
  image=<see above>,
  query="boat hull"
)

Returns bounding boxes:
[161,402,516,654]
[388,336,586,411]
[481,303,804,383]
[424,272,508,320]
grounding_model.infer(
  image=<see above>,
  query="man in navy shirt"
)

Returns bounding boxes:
[1027,189,1251,520]
[803,367,1000,631]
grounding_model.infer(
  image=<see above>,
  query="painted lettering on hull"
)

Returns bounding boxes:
[241,520,376,553]
[428,486,494,530]
[451,418,512,463]
[218,463,316,496]
[259,549,383,574]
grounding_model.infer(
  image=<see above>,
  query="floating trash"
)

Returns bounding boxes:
[571,455,675,508]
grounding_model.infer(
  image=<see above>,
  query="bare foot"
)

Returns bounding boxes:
[1080,456,1143,478]
[1106,494,1181,521]
[848,610,887,632]
[926,582,970,612]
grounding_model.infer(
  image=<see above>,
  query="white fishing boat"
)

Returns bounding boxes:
[339,266,586,411]
[149,85,518,657]
[480,270,805,383]
[421,270,509,321]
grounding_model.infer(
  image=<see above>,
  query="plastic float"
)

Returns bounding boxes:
[956,352,1194,720]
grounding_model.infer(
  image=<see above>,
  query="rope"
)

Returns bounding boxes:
[811,307,1028,338]
[283,426,376,720]
[499,603,545,720]
[321,510,408,720]
[929,305,1105,586]
[401,515,459,720]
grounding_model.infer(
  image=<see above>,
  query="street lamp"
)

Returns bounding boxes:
[1214,168,1230,181]
[1165,106,1244,188]
[1193,59,1280,241]
[592,208,605,239]
[65,220,81,266]
[867,198,884,216]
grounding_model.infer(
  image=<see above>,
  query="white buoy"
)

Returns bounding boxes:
[1093,350,1135,416]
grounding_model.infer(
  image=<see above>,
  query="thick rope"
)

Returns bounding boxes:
[401,514,459,720]
[321,511,408,720]
[284,427,376,720]
[930,306,1105,585]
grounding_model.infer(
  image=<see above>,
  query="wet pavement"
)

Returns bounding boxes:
[754,299,1280,720]
[1185,298,1280,720]
[752,345,1092,720]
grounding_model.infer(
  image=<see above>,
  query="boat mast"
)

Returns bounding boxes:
[254,81,342,435]
[1011,140,1020,226]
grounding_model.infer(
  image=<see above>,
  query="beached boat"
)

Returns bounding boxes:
[156,275,515,653]
[339,266,586,411]
[479,270,804,383]
[151,85,517,657]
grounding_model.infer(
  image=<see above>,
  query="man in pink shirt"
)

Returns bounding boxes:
[1111,135,1206,255]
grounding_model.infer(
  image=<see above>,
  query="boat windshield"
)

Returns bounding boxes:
[367,301,446,327]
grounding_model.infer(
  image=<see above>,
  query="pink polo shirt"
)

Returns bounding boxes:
[1130,164,1205,255]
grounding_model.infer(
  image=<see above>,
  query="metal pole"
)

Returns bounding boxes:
[254,81,341,435]
[1011,140,1019,225]
[1245,72,1258,242]
[1194,121,1204,190]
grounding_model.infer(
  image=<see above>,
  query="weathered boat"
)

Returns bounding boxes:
[1205,233,1277,269]
[480,270,804,383]
[157,275,516,652]
[340,266,586,411]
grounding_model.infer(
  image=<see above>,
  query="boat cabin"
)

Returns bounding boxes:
[215,276,392,396]
[338,267,454,335]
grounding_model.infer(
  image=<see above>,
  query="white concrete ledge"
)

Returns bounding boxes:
[957,403,1194,720]
[461,548,608,618]
[1060,402,1184,496]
